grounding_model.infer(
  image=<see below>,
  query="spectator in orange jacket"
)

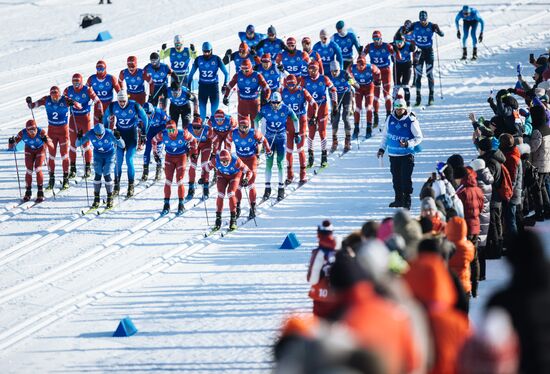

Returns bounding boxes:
[446,216,475,307]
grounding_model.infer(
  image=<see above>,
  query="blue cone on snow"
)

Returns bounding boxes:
[279,232,301,250]
[96,31,112,42]
[113,317,137,337]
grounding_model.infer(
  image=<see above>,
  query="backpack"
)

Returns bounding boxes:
[497,163,514,201]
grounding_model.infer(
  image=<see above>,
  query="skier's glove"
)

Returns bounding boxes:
[114,129,121,139]
[376,148,385,158]
[399,139,409,148]
[222,96,230,106]
[221,84,228,95]
[487,97,494,104]
[67,98,75,107]
[478,32,483,43]
[190,153,198,162]
[40,134,48,143]
[240,177,249,187]
[26,96,32,104]
[198,178,205,185]
[308,116,317,127]
[190,44,195,52]
[8,137,15,145]
[139,133,146,144]
[154,153,161,163]
[161,43,167,51]
[294,134,301,144]
[277,64,284,72]
[224,49,232,57]
[456,30,461,39]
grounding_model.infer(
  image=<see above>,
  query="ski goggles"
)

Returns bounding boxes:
[167,127,176,134]
[96,66,106,72]
[373,37,382,42]
[175,42,183,49]
[220,158,230,165]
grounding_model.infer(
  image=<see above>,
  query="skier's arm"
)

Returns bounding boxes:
[224,73,239,96]
[303,88,319,113]
[475,10,484,32]
[378,117,390,151]
[218,56,229,85]
[31,96,48,109]
[112,75,121,92]
[288,108,299,133]
[351,33,362,54]
[454,12,462,30]
[112,131,125,149]
[118,70,125,88]
[258,74,271,100]
[334,42,343,67]
[187,59,199,87]
[407,114,424,148]
[433,23,445,37]
[255,130,271,154]
[137,103,149,134]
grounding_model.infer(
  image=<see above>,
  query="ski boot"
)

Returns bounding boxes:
[113,178,120,196]
[36,185,44,203]
[389,194,402,208]
[263,186,272,201]
[284,177,294,186]
[248,202,256,219]
[414,92,421,107]
[277,187,285,201]
[84,163,91,178]
[461,47,467,60]
[307,150,314,168]
[203,184,210,199]
[186,183,195,199]
[62,173,69,190]
[343,134,351,152]
[365,124,373,139]
[229,212,237,231]
[214,212,222,230]
[68,163,77,179]
[472,47,478,61]
[155,162,163,181]
[161,198,170,215]
[105,193,113,209]
[373,112,379,128]
[299,167,307,186]
[126,181,134,198]
[23,186,32,202]
[428,92,434,106]
[46,173,55,190]
[141,164,149,182]
[320,150,328,168]
[402,194,411,210]
[236,201,241,218]
[177,198,184,215]
[352,124,359,140]
[330,134,338,153]
[91,192,101,209]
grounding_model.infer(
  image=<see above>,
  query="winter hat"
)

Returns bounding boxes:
[447,154,464,170]
[453,166,468,180]
[376,217,393,242]
[419,185,435,200]
[93,123,105,136]
[117,89,128,101]
[445,216,467,242]
[335,20,345,30]
[478,137,493,152]
[318,220,334,235]
[498,133,515,152]
[478,125,494,138]
[329,251,370,291]
[419,216,433,234]
[317,220,337,249]
[25,119,37,130]
[356,239,390,283]
[267,25,276,35]
[517,143,531,155]
[420,197,437,212]
[469,158,486,171]
[341,231,363,255]
[393,209,422,260]
[361,221,379,239]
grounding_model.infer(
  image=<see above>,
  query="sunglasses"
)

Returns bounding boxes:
[271,101,281,105]
[203,50,212,54]
[151,59,160,64]
[373,38,381,41]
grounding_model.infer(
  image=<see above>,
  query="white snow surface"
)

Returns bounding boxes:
[1,0,550,372]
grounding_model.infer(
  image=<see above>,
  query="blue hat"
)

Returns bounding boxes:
[462,5,470,13]
[94,123,105,136]
[335,20,345,30]
[202,41,212,51]
[246,24,255,33]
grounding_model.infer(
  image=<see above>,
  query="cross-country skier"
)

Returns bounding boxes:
[312,29,343,77]
[392,33,417,107]
[160,34,197,85]
[8,120,52,202]
[187,117,213,200]
[141,102,169,181]
[302,37,324,75]
[209,109,238,156]
[203,149,253,231]
[77,123,125,210]
[222,42,258,74]
[281,74,318,184]
[144,52,179,109]
[257,53,282,106]
[27,87,81,190]
[118,56,154,105]
[103,90,148,197]
[166,81,199,129]
[225,117,271,219]
[187,42,229,121]
[223,59,271,123]
[377,98,423,210]
[254,25,286,61]
[86,60,121,114]
[362,30,400,124]
[455,5,484,60]
[332,20,362,70]
[303,61,337,168]
[156,120,198,215]
[255,92,299,201]
[275,37,310,78]
[408,10,445,106]
[348,55,381,139]
[64,73,104,179]
[238,24,266,50]
[329,61,353,151]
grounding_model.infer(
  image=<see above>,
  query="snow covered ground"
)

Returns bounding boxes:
[1,0,550,372]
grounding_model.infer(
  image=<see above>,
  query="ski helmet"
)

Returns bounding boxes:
[462,5,471,15]
[335,20,345,30]
[419,10,428,21]
[174,34,183,45]
[143,102,154,115]
[302,36,312,44]
[270,91,282,103]
[219,149,231,162]
[94,123,105,136]
[72,73,83,88]
[202,41,212,52]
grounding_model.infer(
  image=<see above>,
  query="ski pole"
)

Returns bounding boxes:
[203,194,209,226]
[13,148,22,199]
[243,184,257,227]
[435,35,443,100]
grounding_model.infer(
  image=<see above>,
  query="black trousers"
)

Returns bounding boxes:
[414,47,434,93]
[169,102,192,129]
[389,154,414,197]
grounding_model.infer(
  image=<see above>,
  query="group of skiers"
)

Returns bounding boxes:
[8,6,487,226]
[284,46,550,374]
